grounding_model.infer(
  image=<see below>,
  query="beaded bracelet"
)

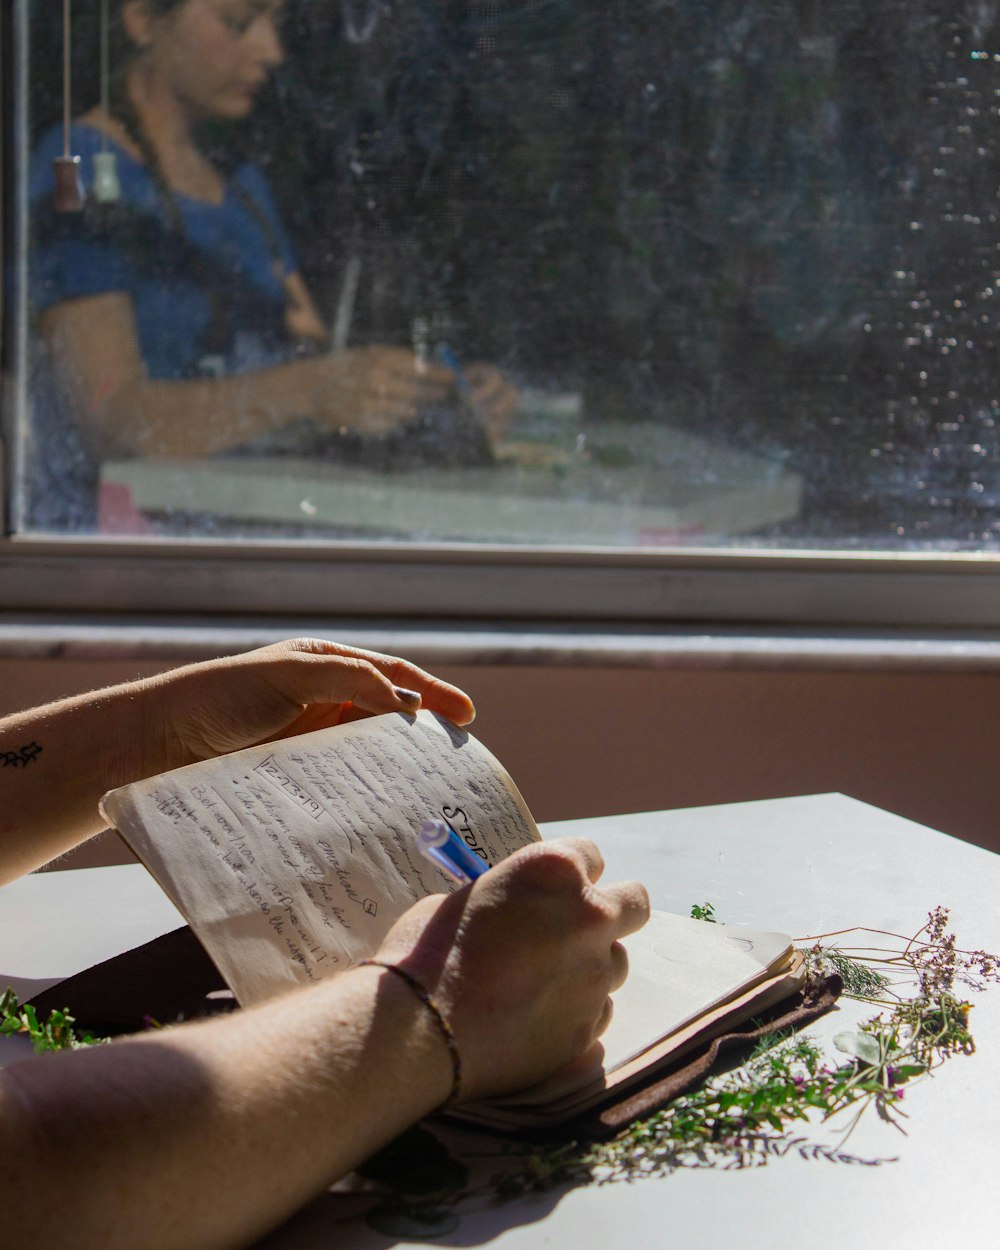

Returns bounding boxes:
[358,959,463,1108]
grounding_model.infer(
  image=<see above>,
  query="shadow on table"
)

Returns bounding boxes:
[1,973,67,1002]
[261,1177,568,1249]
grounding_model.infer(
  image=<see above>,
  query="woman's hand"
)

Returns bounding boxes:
[149,637,475,763]
[465,362,521,445]
[0,638,474,881]
[307,349,518,444]
[372,837,651,1102]
[311,346,455,435]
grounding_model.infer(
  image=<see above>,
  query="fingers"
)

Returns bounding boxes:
[314,641,476,726]
[384,346,453,392]
[358,349,452,421]
[500,838,649,933]
[353,403,416,435]
[543,836,606,884]
[602,878,652,939]
[595,995,615,1038]
[466,363,513,408]
[465,363,519,443]
[544,840,650,939]
[370,651,476,726]
[159,639,475,764]
[608,940,629,994]
[344,351,516,443]
[270,639,476,726]
[321,347,454,433]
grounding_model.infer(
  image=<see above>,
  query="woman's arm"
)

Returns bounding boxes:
[0,838,649,1248]
[40,293,456,459]
[0,960,451,1249]
[0,638,475,885]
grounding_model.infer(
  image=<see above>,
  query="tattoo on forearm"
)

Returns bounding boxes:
[1,741,43,768]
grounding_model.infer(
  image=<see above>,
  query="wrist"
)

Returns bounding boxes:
[347,962,457,1113]
[357,960,462,1108]
[122,671,193,777]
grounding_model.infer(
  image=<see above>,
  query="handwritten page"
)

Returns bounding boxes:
[100,711,539,1006]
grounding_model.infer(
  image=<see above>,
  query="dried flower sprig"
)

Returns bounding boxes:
[490,905,999,1199]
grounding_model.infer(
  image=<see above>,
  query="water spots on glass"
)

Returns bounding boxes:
[20,3,1000,549]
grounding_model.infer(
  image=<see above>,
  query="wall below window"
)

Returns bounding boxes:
[4,653,999,868]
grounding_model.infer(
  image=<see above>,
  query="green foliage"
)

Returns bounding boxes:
[354,905,999,1218]
[811,949,890,1002]
[4,904,996,1228]
[494,907,998,1192]
[0,987,106,1053]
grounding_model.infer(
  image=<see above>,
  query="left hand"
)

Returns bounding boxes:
[147,637,476,763]
[465,363,520,445]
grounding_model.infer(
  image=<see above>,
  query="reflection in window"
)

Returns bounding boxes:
[10,2,1000,549]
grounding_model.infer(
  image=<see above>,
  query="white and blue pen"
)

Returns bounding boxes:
[416,818,490,884]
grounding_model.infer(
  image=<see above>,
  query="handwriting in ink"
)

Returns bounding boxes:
[1,741,43,769]
[253,756,324,819]
[441,804,489,863]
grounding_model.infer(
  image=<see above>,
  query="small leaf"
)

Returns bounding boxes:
[834,1032,881,1065]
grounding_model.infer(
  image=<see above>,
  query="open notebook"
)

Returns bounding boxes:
[100,710,812,1129]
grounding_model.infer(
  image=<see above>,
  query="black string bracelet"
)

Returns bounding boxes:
[358,959,462,1108]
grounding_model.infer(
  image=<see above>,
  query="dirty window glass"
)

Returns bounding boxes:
[8,2,1000,550]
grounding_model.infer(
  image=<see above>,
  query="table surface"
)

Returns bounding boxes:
[3,793,999,1248]
[100,418,801,543]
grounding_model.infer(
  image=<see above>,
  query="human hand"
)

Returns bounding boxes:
[312,346,454,435]
[464,363,520,445]
[146,637,475,763]
[373,838,650,1102]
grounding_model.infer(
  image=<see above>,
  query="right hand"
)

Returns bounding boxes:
[307,346,455,435]
[373,838,650,1102]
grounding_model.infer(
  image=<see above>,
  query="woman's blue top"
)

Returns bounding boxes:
[24,123,300,528]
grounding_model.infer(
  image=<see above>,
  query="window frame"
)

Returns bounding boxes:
[3,533,1000,633]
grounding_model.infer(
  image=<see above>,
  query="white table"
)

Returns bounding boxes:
[3,794,999,1247]
[99,419,801,543]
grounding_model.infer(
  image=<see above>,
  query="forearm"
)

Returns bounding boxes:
[93,350,456,457]
[98,361,326,459]
[0,965,451,1248]
[0,677,173,882]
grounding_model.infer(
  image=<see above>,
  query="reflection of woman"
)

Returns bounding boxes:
[28,0,516,528]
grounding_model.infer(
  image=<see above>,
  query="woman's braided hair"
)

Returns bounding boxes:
[108,0,282,259]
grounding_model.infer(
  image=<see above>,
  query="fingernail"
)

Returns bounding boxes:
[394,687,422,705]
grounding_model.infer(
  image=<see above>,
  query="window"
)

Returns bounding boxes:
[4,2,1000,627]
